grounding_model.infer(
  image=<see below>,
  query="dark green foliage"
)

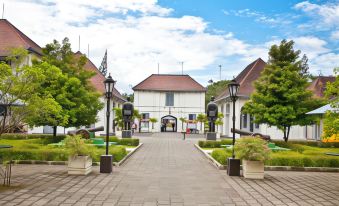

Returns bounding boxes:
[266,155,339,167]
[206,80,230,105]
[0,134,66,143]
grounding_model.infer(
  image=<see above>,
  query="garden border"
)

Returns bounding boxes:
[12,143,144,167]
[194,144,339,172]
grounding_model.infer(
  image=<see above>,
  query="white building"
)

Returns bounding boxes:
[133,74,206,133]
[215,58,335,140]
[0,19,126,135]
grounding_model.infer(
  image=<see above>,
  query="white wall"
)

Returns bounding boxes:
[134,90,205,132]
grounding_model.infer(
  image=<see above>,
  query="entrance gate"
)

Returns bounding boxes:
[161,115,177,132]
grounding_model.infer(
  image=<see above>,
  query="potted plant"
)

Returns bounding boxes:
[64,135,94,175]
[234,137,270,179]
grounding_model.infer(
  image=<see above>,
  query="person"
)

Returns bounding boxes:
[131,123,136,134]
[172,122,175,132]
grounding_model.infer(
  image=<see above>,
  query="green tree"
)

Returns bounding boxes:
[243,40,324,142]
[149,118,158,130]
[0,49,64,135]
[179,117,187,130]
[206,80,230,105]
[323,68,339,140]
[197,113,207,133]
[33,38,103,136]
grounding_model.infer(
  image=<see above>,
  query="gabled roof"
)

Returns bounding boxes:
[74,52,126,102]
[0,19,42,56]
[133,74,206,92]
[308,76,336,98]
[306,104,337,115]
[216,58,266,101]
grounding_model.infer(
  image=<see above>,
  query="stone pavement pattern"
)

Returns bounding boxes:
[0,133,338,206]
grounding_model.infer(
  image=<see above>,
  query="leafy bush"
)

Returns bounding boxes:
[198,139,233,148]
[266,154,339,167]
[109,146,127,162]
[234,137,271,161]
[0,133,66,143]
[211,149,231,165]
[0,148,68,162]
[64,135,95,157]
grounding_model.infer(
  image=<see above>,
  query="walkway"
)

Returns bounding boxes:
[0,133,338,206]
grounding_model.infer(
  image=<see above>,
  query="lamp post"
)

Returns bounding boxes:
[227,79,240,176]
[100,74,115,173]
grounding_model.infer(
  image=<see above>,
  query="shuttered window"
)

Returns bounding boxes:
[165,92,174,106]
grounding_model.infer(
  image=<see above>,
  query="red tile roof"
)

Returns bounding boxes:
[133,74,206,92]
[216,58,266,101]
[74,52,126,102]
[308,76,336,98]
[0,19,42,56]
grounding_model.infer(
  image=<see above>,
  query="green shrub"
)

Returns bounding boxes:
[0,133,66,143]
[0,148,68,162]
[266,154,339,167]
[97,136,139,146]
[64,135,95,157]
[211,149,228,165]
[109,146,127,162]
[272,140,339,148]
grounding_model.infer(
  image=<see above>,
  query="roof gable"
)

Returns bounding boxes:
[74,52,126,102]
[133,74,206,92]
[308,76,336,98]
[0,19,42,56]
[216,58,266,101]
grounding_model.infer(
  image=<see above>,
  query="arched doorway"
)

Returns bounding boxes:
[161,115,177,132]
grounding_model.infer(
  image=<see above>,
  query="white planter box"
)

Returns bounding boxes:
[242,160,264,179]
[68,155,92,175]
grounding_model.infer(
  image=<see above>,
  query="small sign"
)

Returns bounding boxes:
[124,110,132,116]
[0,105,6,116]
[209,111,216,117]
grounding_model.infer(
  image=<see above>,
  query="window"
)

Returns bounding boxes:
[188,114,196,120]
[242,113,248,128]
[165,92,174,106]
[142,113,150,120]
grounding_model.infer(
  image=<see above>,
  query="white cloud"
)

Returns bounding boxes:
[293,36,329,59]
[294,1,339,27]
[331,30,339,40]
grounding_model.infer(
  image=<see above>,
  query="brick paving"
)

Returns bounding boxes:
[0,133,338,206]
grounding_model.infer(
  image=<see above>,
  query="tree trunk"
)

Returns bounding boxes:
[53,126,57,137]
[283,126,291,142]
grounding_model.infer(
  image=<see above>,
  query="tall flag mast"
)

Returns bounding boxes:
[99,50,107,76]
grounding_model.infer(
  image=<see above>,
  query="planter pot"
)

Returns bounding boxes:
[68,155,92,175]
[242,160,264,179]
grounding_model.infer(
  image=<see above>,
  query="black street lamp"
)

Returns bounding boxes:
[100,74,115,173]
[227,79,240,176]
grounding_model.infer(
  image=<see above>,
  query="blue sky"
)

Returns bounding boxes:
[3,0,339,93]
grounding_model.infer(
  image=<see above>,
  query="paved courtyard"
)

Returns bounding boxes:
[0,133,338,206]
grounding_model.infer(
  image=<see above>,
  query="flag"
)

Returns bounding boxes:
[99,50,107,76]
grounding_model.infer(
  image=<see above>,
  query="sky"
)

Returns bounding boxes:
[2,0,339,93]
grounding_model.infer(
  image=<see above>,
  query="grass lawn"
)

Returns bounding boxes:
[0,137,137,163]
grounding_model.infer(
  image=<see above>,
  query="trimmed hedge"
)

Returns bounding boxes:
[209,149,339,168]
[0,145,128,163]
[272,140,339,148]
[100,136,139,146]
[198,139,233,148]
[0,133,66,144]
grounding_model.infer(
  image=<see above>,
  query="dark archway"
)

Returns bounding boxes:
[161,115,177,132]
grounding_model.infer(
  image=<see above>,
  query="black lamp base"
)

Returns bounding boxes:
[100,155,113,173]
[227,158,240,176]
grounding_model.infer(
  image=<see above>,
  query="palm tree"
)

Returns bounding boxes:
[197,113,207,133]
[149,118,158,130]
[215,113,224,132]
[179,117,187,131]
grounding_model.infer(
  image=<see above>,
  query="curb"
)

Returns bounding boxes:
[114,143,143,166]
[194,144,225,170]
[194,144,339,172]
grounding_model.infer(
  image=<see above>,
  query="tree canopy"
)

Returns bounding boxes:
[243,40,325,142]
[205,80,230,105]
